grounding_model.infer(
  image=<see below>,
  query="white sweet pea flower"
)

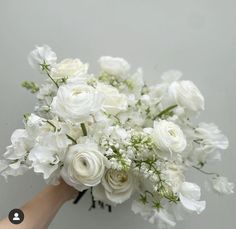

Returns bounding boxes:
[169,80,204,112]
[28,45,57,71]
[161,70,183,83]
[4,129,33,161]
[179,182,206,214]
[152,120,187,155]
[0,129,33,180]
[61,143,106,191]
[208,176,234,195]
[99,56,130,78]
[132,201,176,228]
[29,133,71,180]
[51,58,88,79]
[96,83,128,115]
[195,123,229,152]
[51,83,103,122]
[93,169,135,204]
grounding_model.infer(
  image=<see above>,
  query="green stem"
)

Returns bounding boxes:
[66,134,77,144]
[192,166,219,176]
[46,71,59,88]
[154,104,178,119]
[81,123,87,136]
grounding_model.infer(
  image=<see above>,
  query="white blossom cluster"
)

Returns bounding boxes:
[0,45,234,228]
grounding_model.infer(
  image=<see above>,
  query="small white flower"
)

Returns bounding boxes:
[210,176,234,195]
[152,120,187,155]
[162,163,185,193]
[51,83,103,122]
[99,56,130,78]
[169,80,204,112]
[179,182,206,214]
[61,143,106,191]
[93,169,135,204]
[51,58,88,79]
[28,45,57,71]
[96,83,128,115]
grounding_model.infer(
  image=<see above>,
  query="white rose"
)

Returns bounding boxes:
[96,83,128,115]
[93,169,135,204]
[169,80,204,112]
[28,45,57,71]
[61,143,106,191]
[98,56,130,78]
[152,120,187,154]
[179,182,206,214]
[51,83,103,122]
[51,58,88,79]
[211,176,234,195]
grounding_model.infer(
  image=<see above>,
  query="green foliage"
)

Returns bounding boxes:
[21,81,39,93]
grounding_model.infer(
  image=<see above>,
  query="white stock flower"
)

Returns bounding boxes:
[96,83,128,115]
[28,133,71,180]
[28,45,57,71]
[61,143,106,191]
[179,182,206,214]
[93,169,135,204]
[51,58,88,79]
[51,83,103,122]
[152,120,187,154]
[99,56,130,78]
[210,176,234,195]
[169,80,204,112]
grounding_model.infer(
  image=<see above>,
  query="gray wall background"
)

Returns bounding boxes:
[0,0,235,228]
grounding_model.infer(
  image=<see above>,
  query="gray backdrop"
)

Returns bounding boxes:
[0,0,235,228]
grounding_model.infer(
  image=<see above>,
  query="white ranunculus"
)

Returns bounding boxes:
[61,143,106,191]
[93,169,135,204]
[51,83,103,122]
[98,56,130,78]
[28,45,57,71]
[96,83,128,115]
[179,182,206,214]
[169,80,204,112]
[29,133,71,180]
[51,58,89,79]
[152,120,187,154]
[211,176,234,195]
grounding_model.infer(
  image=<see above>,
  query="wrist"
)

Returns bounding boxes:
[52,180,78,203]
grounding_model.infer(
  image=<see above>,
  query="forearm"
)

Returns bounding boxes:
[0,181,77,229]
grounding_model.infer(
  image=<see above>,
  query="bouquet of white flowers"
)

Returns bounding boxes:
[0,45,234,228]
